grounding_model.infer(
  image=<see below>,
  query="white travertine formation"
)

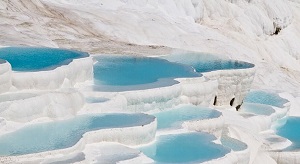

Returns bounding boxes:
[203,148,251,164]
[122,77,218,112]
[11,57,93,90]
[0,90,84,122]
[182,115,224,138]
[0,118,156,163]
[0,60,12,94]
[0,0,299,162]
[203,67,256,107]
[268,151,300,164]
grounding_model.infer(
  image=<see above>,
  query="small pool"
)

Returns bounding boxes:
[240,103,275,116]
[276,117,300,150]
[154,105,221,130]
[161,53,254,73]
[139,132,230,163]
[221,136,247,151]
[0,113,154,156]
[0,47,89,71]
[93,55,200,91]
[244,90,288,108]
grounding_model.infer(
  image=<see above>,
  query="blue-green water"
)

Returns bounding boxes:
[241,103,275,116]
[276,117,300,150]
[0,47,88,71]
[244,90,288,108]
[0,113,154,156]
[162,53,254,73]
[154,105,221,130]
[139,132,230,163]
[93,55,200,89]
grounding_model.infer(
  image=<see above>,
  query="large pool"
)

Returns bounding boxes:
[276,117,300,150]
[0,47,89,71]
[162,53,254,73]
[244,90,288,108]
[139,132,230,163]
[93,55,200,91]
[0,113,154,156]
[154,105,221,130]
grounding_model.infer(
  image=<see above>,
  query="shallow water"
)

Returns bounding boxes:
[93,55,200,90]
[154,105,221,130]
[0,113,154,156]
[139,132,230,163]
[162,53,254,73]
[244,90,288,108]
[276,116,300,150]
[241,103,275,116]
[0,47,88,71]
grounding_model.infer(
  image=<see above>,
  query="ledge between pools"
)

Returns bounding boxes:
[91,67,255,113]
[182,115,225,138]
[159,53,255,107]
[0,56,93,92]
[0,115,157,163]
[108,76,219,112]
[0,90,85,123]
[202,66,256,107]
[11,56,93,90]
[268,150,300,164]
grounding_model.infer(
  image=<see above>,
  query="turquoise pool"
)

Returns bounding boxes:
[276,117,300,150]
[241,103,275,116]
[162,53,254,73]
[93,55,200,91]
[0,47,88,71]
[154,105,221,130]
[0,113,154,156]
[139,132,230,163]
[244,90,288,108]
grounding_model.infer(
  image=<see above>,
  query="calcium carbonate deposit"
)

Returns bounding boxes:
[0,0,300,163]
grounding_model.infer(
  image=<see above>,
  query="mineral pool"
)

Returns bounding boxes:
[0,113,154,156]
[139,132,230,163]
[154,105,221,130]
[162,53,254,73]
[276,116,300,150]
[244,90,288,108]
[0,47,89,71]
[93,55,200,91]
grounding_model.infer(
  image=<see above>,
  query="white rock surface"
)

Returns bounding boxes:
[0,60,12,94]
[11,57,94,90]
[0,90,85,122]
